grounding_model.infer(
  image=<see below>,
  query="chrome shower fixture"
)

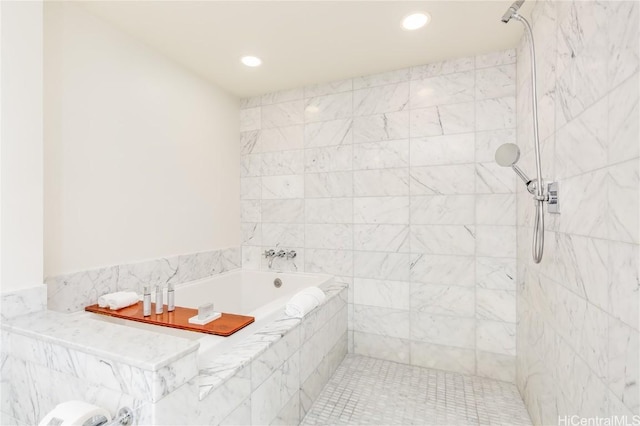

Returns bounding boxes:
[501,0,525,23]
[499,0,559,264]
[494,143,536,194]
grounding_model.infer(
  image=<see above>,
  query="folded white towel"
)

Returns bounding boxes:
[285,287,326,318]
[98,291,139,310]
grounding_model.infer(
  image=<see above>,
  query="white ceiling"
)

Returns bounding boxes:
[79,1,534,98]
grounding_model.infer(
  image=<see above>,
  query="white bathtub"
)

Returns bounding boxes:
[88,269,333,366]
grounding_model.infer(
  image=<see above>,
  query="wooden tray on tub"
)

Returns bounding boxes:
[85,302,254,336]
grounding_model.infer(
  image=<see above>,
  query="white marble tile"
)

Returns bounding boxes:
[261,199,304,223]
[476,64,516,100]
[353,278,410,310]
[608,73,639,165]
[410,312,475,349]
[608,316,639,413]
[352,139,409,170]
[607,2,639,89]
[555,95,608,179]
[242,246,261,271]
[410,102,475,137]
[558,168,608,239]
[259,125,304,152]
[261,150,304,176]
[261,175,304,199]
[241,130,260,155]
[475,97,516,131]
[304,118,353,148]
[261,101,304,128]
[304,249,353,277]
[410,341,475,374]
[476,257,516,291]
[261,88,303,105]
[1,285,47,321]
[352,304,410,339]
[410,225,476,256]
[409,71,475,109]
[304,79,353,98]
[251,328,300,390]
[476,320,516,356]
[241,223,261,246]
[608,241,639,329]
[353,252,410,281]
[305,171,353,198]
[305,224,352,250]
[46,267,119,313]
[410,283,474,317]
[353,168,409,196]
[475,162,516,194]
[475,226,516,258]
[352,111,410,143]
[475,129,516,163]
[410,195,474,225]
[353,224,409,253]
[305,145,352,173]
[241,154,262,177]
[305,92,353,123]
[240,96,261,109]
[476,194,516,225]
[410,133,475,166]
[410,57,475,80]
[410,165,475,195]
[353,331,410,364]
[353,82,409,116]
[476,351,516,383]
[262,223,304,247]
[240,107,261,131]
[304,198,352,224]
[475,49,516,68]
[353,196,409,224]
[353,68,410,89]
[477,289,516,323]
[410,254,475,287]
[240,177,261,200]
[241,200,261,223]
[608,160,639,244]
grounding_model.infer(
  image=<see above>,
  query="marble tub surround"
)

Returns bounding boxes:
[1,310,199,424]
[47,247,240,313]
[0,284,47,321]
[146,281,348,425]
[240,49,518,382]
[516,0,640,424]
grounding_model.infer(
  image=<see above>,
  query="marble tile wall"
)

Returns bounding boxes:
[515,1,639,424]
[46,247,241,312]
[240,50,518,381]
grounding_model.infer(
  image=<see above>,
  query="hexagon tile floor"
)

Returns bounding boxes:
[300,354,532,426]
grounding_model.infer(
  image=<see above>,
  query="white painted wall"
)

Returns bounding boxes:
[1,1,44,292]
[44,3,240,277]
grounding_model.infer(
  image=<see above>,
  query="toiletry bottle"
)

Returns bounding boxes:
[143,286,151,317]
[167,283,175,312]
[155,285,163,315]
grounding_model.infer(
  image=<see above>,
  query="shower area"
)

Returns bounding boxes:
[239,0,639,424]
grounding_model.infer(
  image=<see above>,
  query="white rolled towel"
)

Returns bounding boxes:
[285,287,326,318]
[97,291,139,310]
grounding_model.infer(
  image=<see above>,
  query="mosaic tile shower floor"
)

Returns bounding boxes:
[300,354,531,426]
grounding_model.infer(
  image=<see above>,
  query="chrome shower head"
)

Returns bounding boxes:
[495,143,536,193]
[501,0,525,23]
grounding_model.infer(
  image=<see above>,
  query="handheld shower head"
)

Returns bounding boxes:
[501,0,525,23]
[495,143,536,193]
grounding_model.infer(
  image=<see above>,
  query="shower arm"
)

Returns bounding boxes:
[511,165,537,195]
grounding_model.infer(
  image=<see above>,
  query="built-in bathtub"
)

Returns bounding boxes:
[87,269,334,367]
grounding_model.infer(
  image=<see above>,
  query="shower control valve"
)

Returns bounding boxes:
[286,250,297,259]
[263,249,276,258]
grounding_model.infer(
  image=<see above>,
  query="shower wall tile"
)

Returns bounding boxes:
[240,48,518,382]
[517,0,639,423]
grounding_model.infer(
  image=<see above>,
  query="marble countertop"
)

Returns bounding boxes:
[1,309,199,371]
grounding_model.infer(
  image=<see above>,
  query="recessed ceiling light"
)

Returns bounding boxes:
[241,56,262,67]
[402,12,430,30]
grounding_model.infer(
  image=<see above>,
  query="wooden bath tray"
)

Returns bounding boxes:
[85,302,254,336]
